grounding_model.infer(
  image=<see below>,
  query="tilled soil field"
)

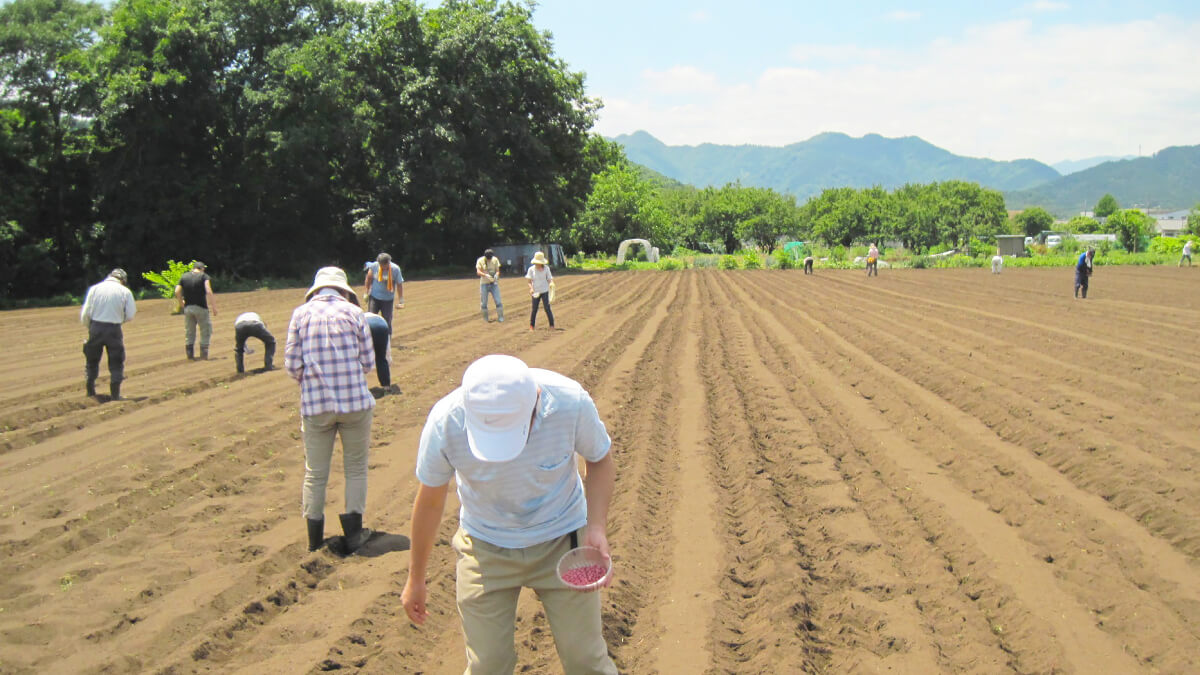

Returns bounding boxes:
[1,266,1199,674]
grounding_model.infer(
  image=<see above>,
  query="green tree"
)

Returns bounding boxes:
[0,0,108,294]
[1064,215,1101,233]
[1107,209,1154,252]
[887,183,940,252]
[1094,193,1119,218]
[1014,207,1055,237]
[570,161,670,254]
[1186,202,1200,236]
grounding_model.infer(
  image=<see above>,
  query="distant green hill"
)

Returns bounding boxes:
[612,130,1061,199]
[1005,145,1200,217]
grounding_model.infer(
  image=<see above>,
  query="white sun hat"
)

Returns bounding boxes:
[462,354,539,462]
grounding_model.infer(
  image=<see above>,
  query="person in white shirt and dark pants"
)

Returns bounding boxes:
[80,268,137,400]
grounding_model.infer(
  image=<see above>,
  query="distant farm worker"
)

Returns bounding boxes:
[803,255,815,274]
[175,261,217,360]
[1074,247,1095,299]
[285,267,376,555]
[1180,240,1193,267]
[526,251,555,331]
[477,247,504,322]
[363,310,399,394]
[233,312,275,373]
[866,243,880,276]
[401,354,618,674]
[991,253,1004,274]
[80,268,136,400]
[363,252,404,333]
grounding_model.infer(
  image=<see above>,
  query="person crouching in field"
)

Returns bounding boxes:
[233,312,275,373]
[80,268,136,400]
[285,267,376,555]
[1074,247,1095,299]
[804,255,814,274]
[991,253,1004,274]
[526,251,555,330]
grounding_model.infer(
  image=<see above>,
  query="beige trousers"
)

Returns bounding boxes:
[183,305,212,347]
[301,408,372,520]
[453,527,617,675]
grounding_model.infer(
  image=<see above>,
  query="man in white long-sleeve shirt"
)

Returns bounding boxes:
[80,268,137,400]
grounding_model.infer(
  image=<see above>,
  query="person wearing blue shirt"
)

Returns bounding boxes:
[1074,247,1095,299]
[362,252,404,332]
[402,355,617,674]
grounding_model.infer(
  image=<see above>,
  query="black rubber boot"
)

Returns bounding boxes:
[235,350,245,373]
[307,518,325,552]
[86,380,96,397]
[109,380,121,401]
[264,341,276,371]
[200,346,209,360]
[186,344,195,360]
[338,512,372,554]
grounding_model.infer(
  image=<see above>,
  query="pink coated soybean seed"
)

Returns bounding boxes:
[562,564,607,587]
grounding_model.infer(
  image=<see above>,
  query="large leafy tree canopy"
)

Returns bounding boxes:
[1,0,604,297]
[0,0,106,296]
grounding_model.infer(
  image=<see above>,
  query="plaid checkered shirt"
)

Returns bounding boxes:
[284,294,376,417]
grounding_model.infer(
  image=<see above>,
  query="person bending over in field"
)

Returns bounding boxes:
[402,354,617,674]
[233,312,275,373]
[804,255,815,274]
[991,253,1004,274]
[1074,247,1095,299]
[363,310,399,394]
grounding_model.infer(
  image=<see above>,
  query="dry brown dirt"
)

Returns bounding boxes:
[1,266,1199,674]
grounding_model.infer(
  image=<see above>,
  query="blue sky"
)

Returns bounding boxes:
[516,0,1200,164]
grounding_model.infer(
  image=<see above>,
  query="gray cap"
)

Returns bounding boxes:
[109,268,128,284]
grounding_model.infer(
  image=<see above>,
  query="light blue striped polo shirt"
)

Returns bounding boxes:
[416,369,611,549]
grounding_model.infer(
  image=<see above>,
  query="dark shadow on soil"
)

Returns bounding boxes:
[324,530,410,558]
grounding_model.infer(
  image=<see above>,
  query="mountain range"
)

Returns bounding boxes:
[612,131,1200,217]
[1051,155,1136,176]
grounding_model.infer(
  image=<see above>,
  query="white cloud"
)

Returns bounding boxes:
[594,17,1200,161]
[885,10,921,21]
[640,66,721,95]
[689,9,711,22]
[1025,1,1069,11]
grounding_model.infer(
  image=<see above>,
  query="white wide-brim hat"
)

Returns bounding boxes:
[462,355,538,462]
[305,266,359,305]
[531,251,548,265]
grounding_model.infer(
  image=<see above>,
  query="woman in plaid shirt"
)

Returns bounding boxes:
[285,267,377,554]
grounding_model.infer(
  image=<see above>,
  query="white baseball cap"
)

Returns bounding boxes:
[462,355,538,462]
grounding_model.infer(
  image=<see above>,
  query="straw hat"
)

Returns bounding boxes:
[531,251,548,265]
[305,266,359,305]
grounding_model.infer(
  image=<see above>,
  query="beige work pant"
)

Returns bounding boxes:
[183,305,212,347]
[453,527,617,675]
[300,408,372,520]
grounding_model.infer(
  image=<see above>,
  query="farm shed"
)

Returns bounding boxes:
[491,243,565,273]
[995,235,1028,257]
